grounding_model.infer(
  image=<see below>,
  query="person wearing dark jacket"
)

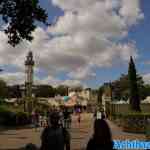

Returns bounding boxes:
[40,111,70,150]
[86,119,114,150]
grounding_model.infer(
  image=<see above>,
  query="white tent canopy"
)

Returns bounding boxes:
[48,99,59,106]
[142,96,150,103]
[4,98,17,103]
[112,100,128,104]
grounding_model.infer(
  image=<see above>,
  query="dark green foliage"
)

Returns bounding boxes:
[0,105,30,126]
[7,85,22,98]
[0,0,47,46]
[111,74,129,101]
[55,85,68,96]
[111,112,150,133]
[128,56,141,111]
[139,84,150,100]
[111,74,145,101]
[97,86,104,104]
[0,105,16,126]
[0,79,8,100]
[72,86,83,92]
[35,85,55,97]
[35,85,74,97]
[121,113,149,133]
[15,111,31,125]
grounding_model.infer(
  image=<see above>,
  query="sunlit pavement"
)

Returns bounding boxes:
[0,113,146,150]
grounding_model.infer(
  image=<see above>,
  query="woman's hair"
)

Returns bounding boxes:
[49,111,60,126]
[93,119,113,146]
[24,143,37,150]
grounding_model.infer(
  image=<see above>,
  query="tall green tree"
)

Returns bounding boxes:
[128,56,141,111]
[0,79,8,104]
[0,0,47,46]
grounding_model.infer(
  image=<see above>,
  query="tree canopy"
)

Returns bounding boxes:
[99,63,150,104]
[0,0,47,46]
[35,85,55,98]
[55,85,68,96]
[0,79,8,103]
[111,73,145,101]
[7,85,22,98]
[97,86,104,104]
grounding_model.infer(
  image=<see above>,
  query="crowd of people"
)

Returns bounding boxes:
[24,107,114,150]
[31,107,72,131]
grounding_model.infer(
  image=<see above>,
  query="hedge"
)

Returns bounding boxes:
[0,105,31,126]
[111,112,150,133]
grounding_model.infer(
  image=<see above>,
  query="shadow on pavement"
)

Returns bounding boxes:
[1,125,34,130]
[0,149,23,150]
[0,147,39,150]
[0,133,17,135]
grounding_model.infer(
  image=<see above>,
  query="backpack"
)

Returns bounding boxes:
[40,126,70,150]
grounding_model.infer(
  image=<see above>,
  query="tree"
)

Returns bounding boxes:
[71,85,83,92]
[139,84,150,100]
[111,73,145,101]
[128,56,141,111]
[97,86,104,104]
[111,74,131,101]
[0,79,8,103]
[55,85,68,96]
[35,85,55,97]
[7,85,22,98]
[0,0,47,46]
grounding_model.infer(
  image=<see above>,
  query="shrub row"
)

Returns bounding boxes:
[0,105,31,126]
[111,112,150,133]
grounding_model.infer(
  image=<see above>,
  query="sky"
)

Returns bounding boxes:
[0,0,150,89]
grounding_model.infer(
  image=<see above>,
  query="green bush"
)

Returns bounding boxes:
[123,113,150,133]
[0,105,16,126]
[0,105,31,126]
[111,113,122,121]
[15,111,31,126]
[111,112,150,133]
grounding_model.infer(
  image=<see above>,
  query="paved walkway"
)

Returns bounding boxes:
[0,113,93,150]
[0,113,146,150]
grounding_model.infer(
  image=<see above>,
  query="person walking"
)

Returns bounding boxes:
[77,113,81,124]
[86,119,114,150]
[63,108,70,129]
[40,111,70,150]
[59,109,64,127]
[32,111,39,131]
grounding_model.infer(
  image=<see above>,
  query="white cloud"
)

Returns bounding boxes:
[0,0,144,85]
[0,72,25,85]
[68,66,96,80]
[143,61,150,65]
[119,0,144,26]
[34,75,61,86]
[0,71,83,88]
[47,0,143,79]
[35,75,83,88]
[143,73,150,84]
[61,79,84,88]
